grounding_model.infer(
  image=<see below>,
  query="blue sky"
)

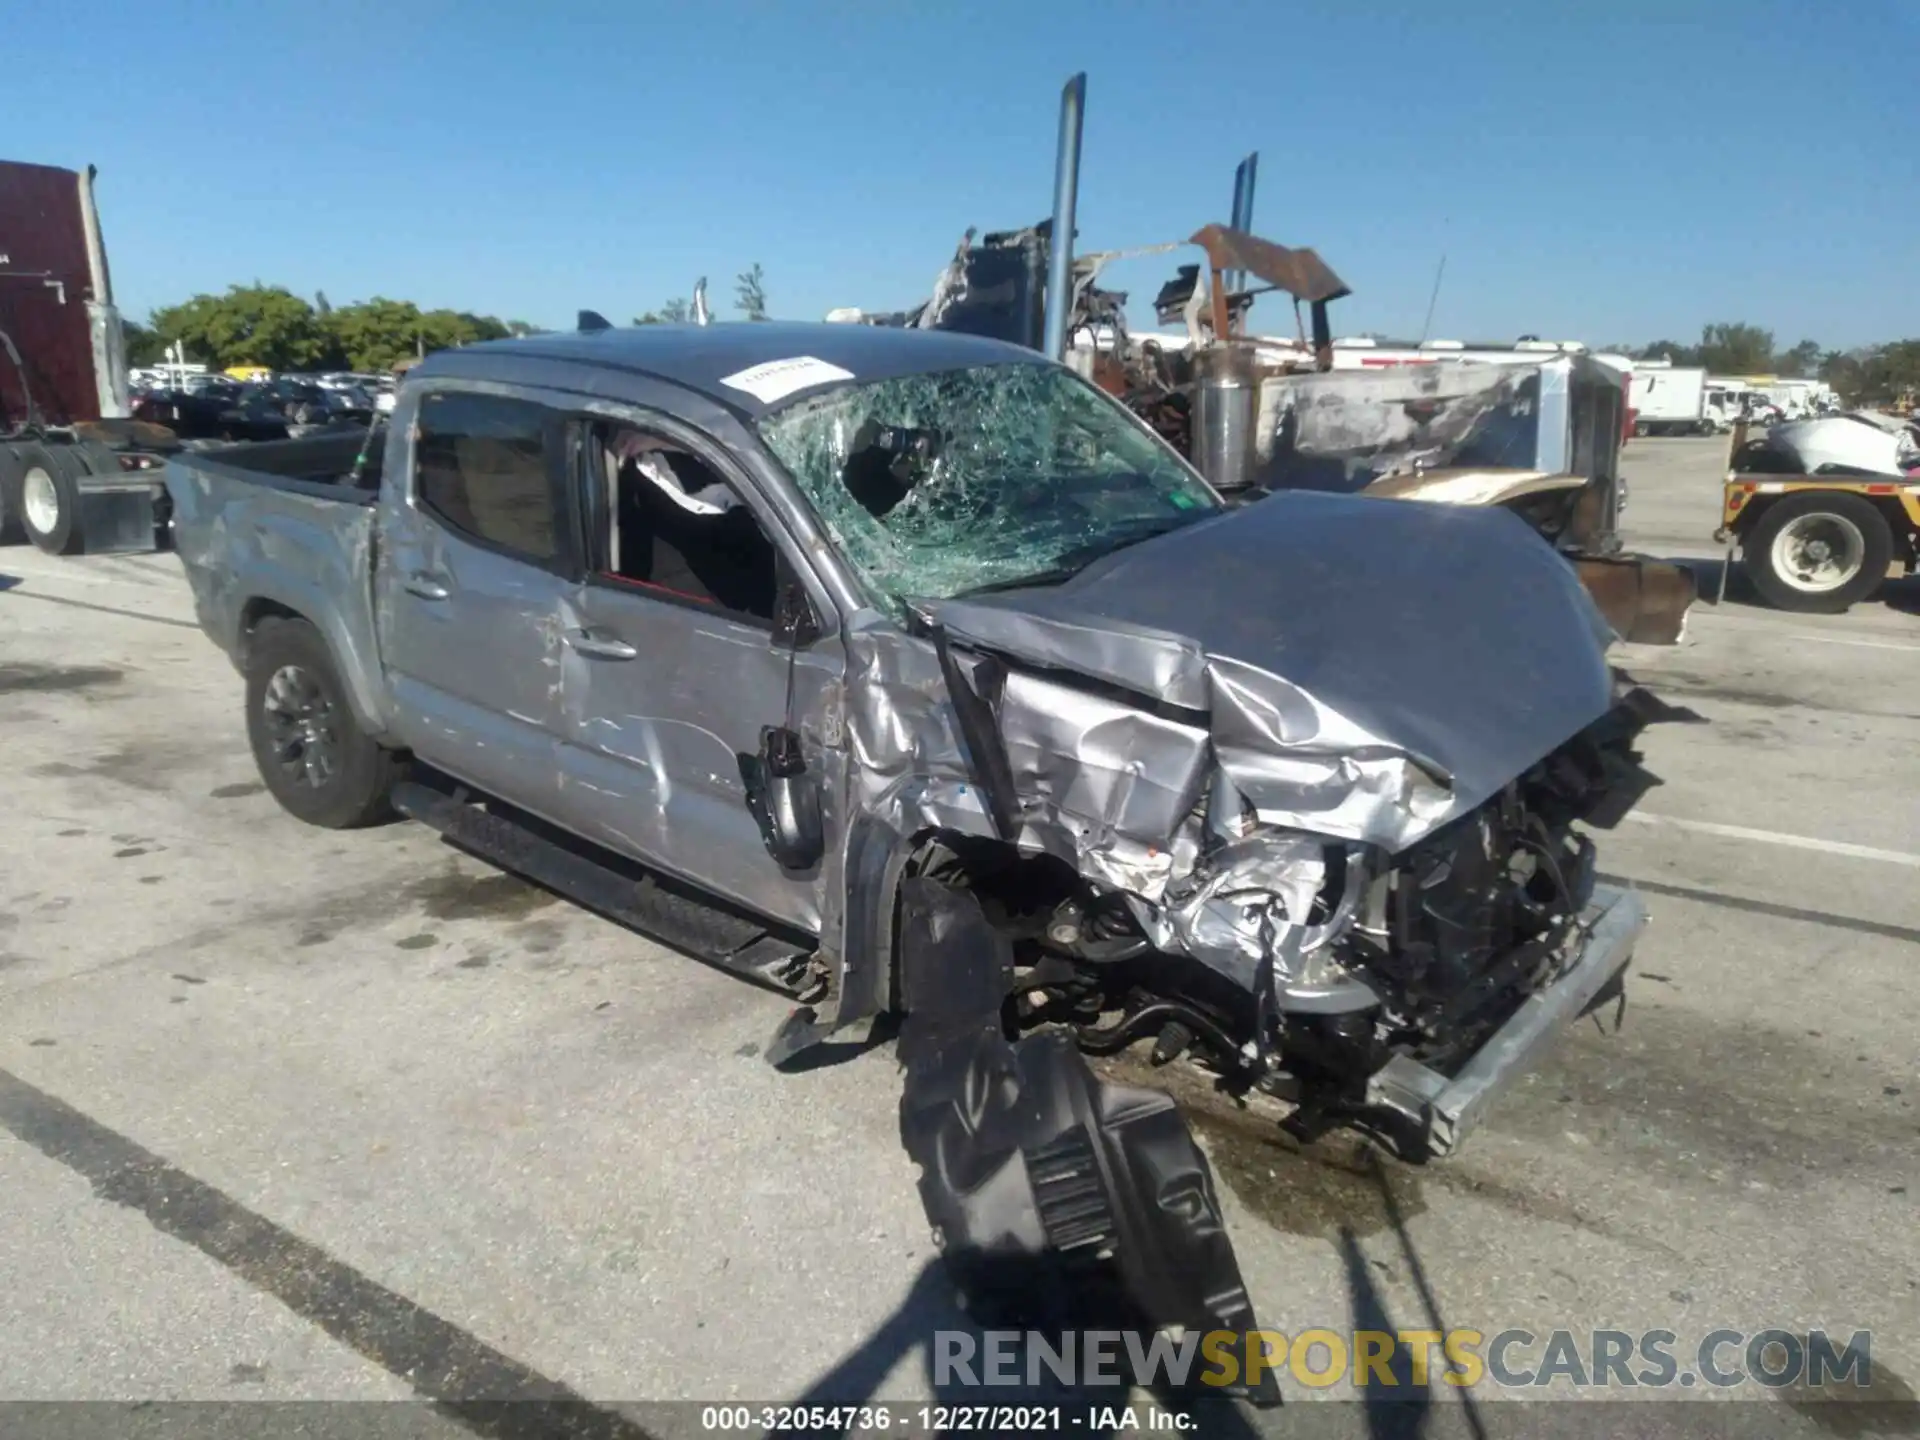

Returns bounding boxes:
[8,1,1915,349]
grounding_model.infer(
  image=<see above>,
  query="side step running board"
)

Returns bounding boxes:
[391,780,817,996]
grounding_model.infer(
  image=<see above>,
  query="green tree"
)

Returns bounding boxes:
[1695,322,1774,375]
[1775,338,1821,378]
[1635,339,1699,365]
[735,263,768,321]
[420,309,509,350]
[150,285,331,371]
[323,298,426,370]
[506,320,541,337]
[1855,341,1920,407]
[319,301,512,369]
[1813,342,1920,407]
[634,298,691,325]
[1820,348,1868,403]
[122,319,167,366]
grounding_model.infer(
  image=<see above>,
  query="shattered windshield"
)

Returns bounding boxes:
[756,362,1219,604]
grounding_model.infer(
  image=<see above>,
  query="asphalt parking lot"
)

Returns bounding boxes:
[3,435,1917,1433]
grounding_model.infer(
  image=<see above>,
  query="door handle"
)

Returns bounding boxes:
[564,629,637,661]
[403,572,450,601]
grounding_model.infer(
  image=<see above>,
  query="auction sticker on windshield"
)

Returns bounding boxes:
[719,356,855,405]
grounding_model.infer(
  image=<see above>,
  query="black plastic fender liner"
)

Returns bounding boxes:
[895,878,1279,1406]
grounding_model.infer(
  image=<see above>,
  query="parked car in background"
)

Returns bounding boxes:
[131,387,291,446]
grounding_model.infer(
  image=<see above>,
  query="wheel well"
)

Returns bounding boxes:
[1879,500,1920,564]
[881,828,1093,1009]
[1731,492,1781,539]
[237,598,307,664]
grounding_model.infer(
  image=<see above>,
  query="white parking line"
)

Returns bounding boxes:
[1773,633,1920,653]
[1623,811,1920,868]
[1688,609,1920,652]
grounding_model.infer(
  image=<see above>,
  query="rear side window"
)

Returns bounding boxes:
[414,392,558,561]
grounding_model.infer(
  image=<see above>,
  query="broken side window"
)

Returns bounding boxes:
[592,424,779,622]
[756,362,1219,605]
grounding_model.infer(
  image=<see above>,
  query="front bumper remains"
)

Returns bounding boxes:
[1366,882,1647,1157]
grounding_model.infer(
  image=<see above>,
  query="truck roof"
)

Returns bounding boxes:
[416,322,1043,418]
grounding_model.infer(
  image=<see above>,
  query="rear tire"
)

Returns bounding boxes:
[16,445,85,555]
[1742,492,1891,613]
[244,617,398,827]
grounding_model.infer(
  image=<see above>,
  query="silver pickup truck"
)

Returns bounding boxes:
[169,322,1671,1356]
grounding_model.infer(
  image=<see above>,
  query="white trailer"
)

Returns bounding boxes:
[1773,378,1820,417]
[1630,364,1715,435]
[1706,378,1751,427]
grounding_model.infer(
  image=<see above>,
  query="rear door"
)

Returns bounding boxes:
[553,413,844,931]
[375,386,576,812]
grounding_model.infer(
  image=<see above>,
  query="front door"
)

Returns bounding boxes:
[375,387,575,812]
[554,419,842,930]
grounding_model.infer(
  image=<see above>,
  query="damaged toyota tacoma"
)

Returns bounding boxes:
[168,322,1675,1357]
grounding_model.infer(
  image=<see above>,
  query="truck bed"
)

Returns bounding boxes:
[179,429,384,497]
[165,428,390,732]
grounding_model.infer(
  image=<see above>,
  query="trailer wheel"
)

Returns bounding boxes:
[244,617,398,828]
[16,445,86,555]
[1742,492,1892,612]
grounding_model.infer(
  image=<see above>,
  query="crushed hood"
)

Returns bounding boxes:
[927,491,1616,854]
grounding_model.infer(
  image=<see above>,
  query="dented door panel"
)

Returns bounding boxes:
[554,584,841,930]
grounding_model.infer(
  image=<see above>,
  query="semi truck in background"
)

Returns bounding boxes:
[0,159,174,555]
[1628,361,1719,435]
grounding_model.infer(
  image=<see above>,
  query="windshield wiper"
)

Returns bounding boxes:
[952,515,1201,599]
[955,566,1085,597]
[1048,514,1203,572]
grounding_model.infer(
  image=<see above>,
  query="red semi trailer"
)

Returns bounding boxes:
[1,160,173,555]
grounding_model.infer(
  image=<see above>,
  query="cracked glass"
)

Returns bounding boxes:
[757,363,1219,605]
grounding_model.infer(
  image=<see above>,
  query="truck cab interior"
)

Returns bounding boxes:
[594,425,778,622]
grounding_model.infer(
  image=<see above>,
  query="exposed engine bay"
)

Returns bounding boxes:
[887,666,1675,1365]
[903,676,1672,1157]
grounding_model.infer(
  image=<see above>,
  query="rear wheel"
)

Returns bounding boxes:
[244,617,398,827]
[1742,492,1892,612]
[16,445,85,555]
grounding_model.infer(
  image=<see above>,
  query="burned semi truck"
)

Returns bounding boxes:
[0,159,175,555]
[851,216,1695,645]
